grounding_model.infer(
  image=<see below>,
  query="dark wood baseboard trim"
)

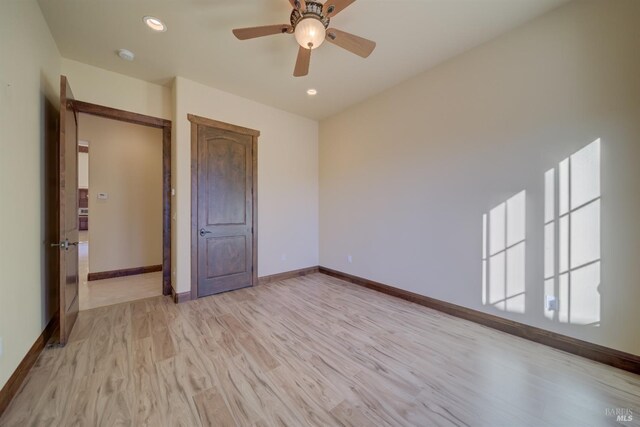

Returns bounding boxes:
[258,266,320,286]
[171,287,193,304]
[87,264,162,281]
[0,313,59,417]
[318,266,640,375]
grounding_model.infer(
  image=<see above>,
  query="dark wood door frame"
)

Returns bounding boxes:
[188,114,259,300]
[73,100,172,296]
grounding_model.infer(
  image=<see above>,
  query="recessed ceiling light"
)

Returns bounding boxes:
[143,16,167,32]
[307,89,317,96]
[117,48,135,61]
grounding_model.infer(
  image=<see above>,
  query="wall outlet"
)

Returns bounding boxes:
[545,295,558,311]
[281,253,287,262]
[347,254,353,264]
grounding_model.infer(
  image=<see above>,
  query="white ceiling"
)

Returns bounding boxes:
[38,0,567,120]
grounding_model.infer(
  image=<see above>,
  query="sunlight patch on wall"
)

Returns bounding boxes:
[482,191,526,313]
[544,169,555,320]
[544,139,601,326]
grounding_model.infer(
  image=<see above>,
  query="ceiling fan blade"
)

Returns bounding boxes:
[325,28,376,58]
[232,24,292,40]
[293,46,311,77]
[323,0,356,17]
[288,0,306,12]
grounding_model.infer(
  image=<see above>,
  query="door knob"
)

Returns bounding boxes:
[199,228,212,237]
[51,239,79,250]
[51,240,68,250]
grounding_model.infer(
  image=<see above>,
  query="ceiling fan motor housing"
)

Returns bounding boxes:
[290,1,330,30]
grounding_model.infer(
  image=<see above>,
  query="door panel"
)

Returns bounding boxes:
[206,138,247,225]
[58,75,79,345]
[197,125,254,297]
[206,236,247,277]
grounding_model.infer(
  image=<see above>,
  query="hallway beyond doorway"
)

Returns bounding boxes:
[78,231,162,310]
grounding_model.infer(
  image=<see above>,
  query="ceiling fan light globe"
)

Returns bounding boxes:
[294,17,325,49]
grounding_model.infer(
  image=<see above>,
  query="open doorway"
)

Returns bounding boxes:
[53,76,171,343]
[74,101,171,310]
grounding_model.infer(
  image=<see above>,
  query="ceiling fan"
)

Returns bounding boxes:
[232,0,376,77]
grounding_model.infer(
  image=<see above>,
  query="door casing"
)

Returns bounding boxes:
[69,99,173,296]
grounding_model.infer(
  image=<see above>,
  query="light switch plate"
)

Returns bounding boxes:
[0,336,3,358]
[97,192,108,200]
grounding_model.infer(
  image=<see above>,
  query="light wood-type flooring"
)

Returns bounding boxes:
[1,273,639,426]
[78,232,162,310]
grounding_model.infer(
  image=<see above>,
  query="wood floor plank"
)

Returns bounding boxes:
[154,355,202,426]
[201,351,266,425]
[0,364,55,427]
[132,312,151,340]
[264,365,343,426]
[151,328,176,363]
[331,399,393,427]
[58,371,132,427]
[132,337,166,427]
[237,334,280,372]
[228,353,307,426]
[193,386,236,427]
[2,273,639,427]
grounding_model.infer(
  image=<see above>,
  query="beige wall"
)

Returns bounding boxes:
[0,0,60,389]
[61,58,171,120]
[78,114,163,273]
[320,0,640,356]
[78,150,89,188]
[172,76,319,293]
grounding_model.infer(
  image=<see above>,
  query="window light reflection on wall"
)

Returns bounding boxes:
[544,139,601,326]
[482,190,527,314]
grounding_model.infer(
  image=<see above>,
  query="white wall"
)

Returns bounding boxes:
[320,0,640,356]
[79,114,163,273]
[0,0,60,389]
[172,76,319,293]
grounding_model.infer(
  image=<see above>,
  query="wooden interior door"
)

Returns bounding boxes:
[195,120,256,297]
[56,75,80,345]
